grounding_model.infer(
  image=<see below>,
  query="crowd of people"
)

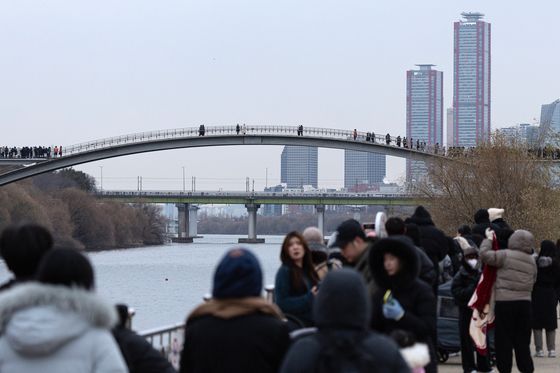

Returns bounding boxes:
[0,206,559,372]
[0,146,64,159]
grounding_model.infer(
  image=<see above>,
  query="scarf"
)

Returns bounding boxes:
[187,297,285,323]
[467,233,498,355]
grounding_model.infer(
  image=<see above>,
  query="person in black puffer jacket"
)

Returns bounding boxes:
[280,269,409,373]
[370,237,437,373]
[451,237,491,373]
[406,206,449,293]
[531,240,560,358]
[472,208,513,249]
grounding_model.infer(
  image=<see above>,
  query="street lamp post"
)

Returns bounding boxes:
[182,166,185,192]
[99,166,103,192]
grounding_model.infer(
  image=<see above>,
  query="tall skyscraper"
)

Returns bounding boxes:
[453,12,491,147]
[406,64,443,182]
[344,150,386,190]
[280,146,318,188]
[446,108,455,147]
[540,99,560,134]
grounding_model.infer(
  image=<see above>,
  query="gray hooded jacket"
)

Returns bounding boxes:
[0,283,127,373]
[480,230,537,301]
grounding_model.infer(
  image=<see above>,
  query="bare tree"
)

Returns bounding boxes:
[414,134,560,241]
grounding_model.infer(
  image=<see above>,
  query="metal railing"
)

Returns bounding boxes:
[97,190,410,198]
[61,125,428,156]
[139,322,184,369]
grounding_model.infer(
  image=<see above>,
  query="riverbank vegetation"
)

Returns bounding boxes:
[0,169,167,250]
[416,134,560,241]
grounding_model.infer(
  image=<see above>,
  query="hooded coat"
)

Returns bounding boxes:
[406,206,449,280]
[0,283,127,373]
[369,238,437,373]
[479,230,537,302]
[531,242,560,330]
[280,269,409,373]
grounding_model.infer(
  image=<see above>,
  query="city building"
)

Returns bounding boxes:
[497,123,540,146]
[540,99,560,143]
[406,64,443,182]
[446,108,454,147]
[280,146,318,188]
[453,12,491,147]
[344,150,386,190]
[261,184,283,216]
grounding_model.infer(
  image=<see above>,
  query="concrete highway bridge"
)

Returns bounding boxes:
[0,125,445,186]
[97,190,421,243]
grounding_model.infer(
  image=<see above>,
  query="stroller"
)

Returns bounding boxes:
[436,280,460,363]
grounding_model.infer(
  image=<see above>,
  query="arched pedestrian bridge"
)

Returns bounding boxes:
[0,125,446,186]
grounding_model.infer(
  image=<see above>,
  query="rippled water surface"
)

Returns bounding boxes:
[0,235,284,331]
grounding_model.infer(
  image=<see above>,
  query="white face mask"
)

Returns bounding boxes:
[467,259,478,269]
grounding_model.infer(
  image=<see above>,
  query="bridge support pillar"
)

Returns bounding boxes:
[315,205,325,238]
[173,203,200,243]
[351,206,363,222]
[239,204,265,244]
[188,204,199,237]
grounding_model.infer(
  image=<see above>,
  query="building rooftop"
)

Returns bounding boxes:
[461,12,485,22]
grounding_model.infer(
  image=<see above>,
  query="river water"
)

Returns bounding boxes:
[0,235,285,331]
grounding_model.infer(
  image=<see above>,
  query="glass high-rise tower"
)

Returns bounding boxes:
[344,150,386,190]
[280,146,318,188]
[453,12,491,147]
[406,64,443,182]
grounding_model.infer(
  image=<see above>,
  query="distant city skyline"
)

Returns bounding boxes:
[1,2,558,190]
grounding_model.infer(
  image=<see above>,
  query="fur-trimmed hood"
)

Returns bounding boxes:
[369,237,420,290]
[0,283,117,356]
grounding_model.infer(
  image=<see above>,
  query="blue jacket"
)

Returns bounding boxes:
[274,265,313,325]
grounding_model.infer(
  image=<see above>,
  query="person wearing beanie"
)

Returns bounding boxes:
[369,237,437,373]
[180,248,290,373]
[406,206,449,294]
[280,269,409,373]
[451,237,491,373]
[480,229,538,373]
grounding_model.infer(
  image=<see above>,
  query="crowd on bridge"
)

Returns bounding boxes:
[0,145,64,159]
[1,205,559,373]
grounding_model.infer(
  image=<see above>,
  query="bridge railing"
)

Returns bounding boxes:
[62,125,425,156]
[96,190,411,199]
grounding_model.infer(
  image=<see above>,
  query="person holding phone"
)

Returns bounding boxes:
[369,237,437,373]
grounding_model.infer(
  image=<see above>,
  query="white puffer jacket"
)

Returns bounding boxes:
[0,283,127,373]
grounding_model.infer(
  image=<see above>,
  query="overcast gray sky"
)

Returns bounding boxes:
[1,1,557,191]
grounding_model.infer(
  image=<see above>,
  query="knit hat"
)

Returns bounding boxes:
[454,236,478,256]
[212,248,263,299]
[488,208,504,222]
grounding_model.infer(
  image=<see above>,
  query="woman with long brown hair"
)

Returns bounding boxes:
[275,231,319,328]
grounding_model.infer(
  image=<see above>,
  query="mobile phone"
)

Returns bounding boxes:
[363,223,375,230]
